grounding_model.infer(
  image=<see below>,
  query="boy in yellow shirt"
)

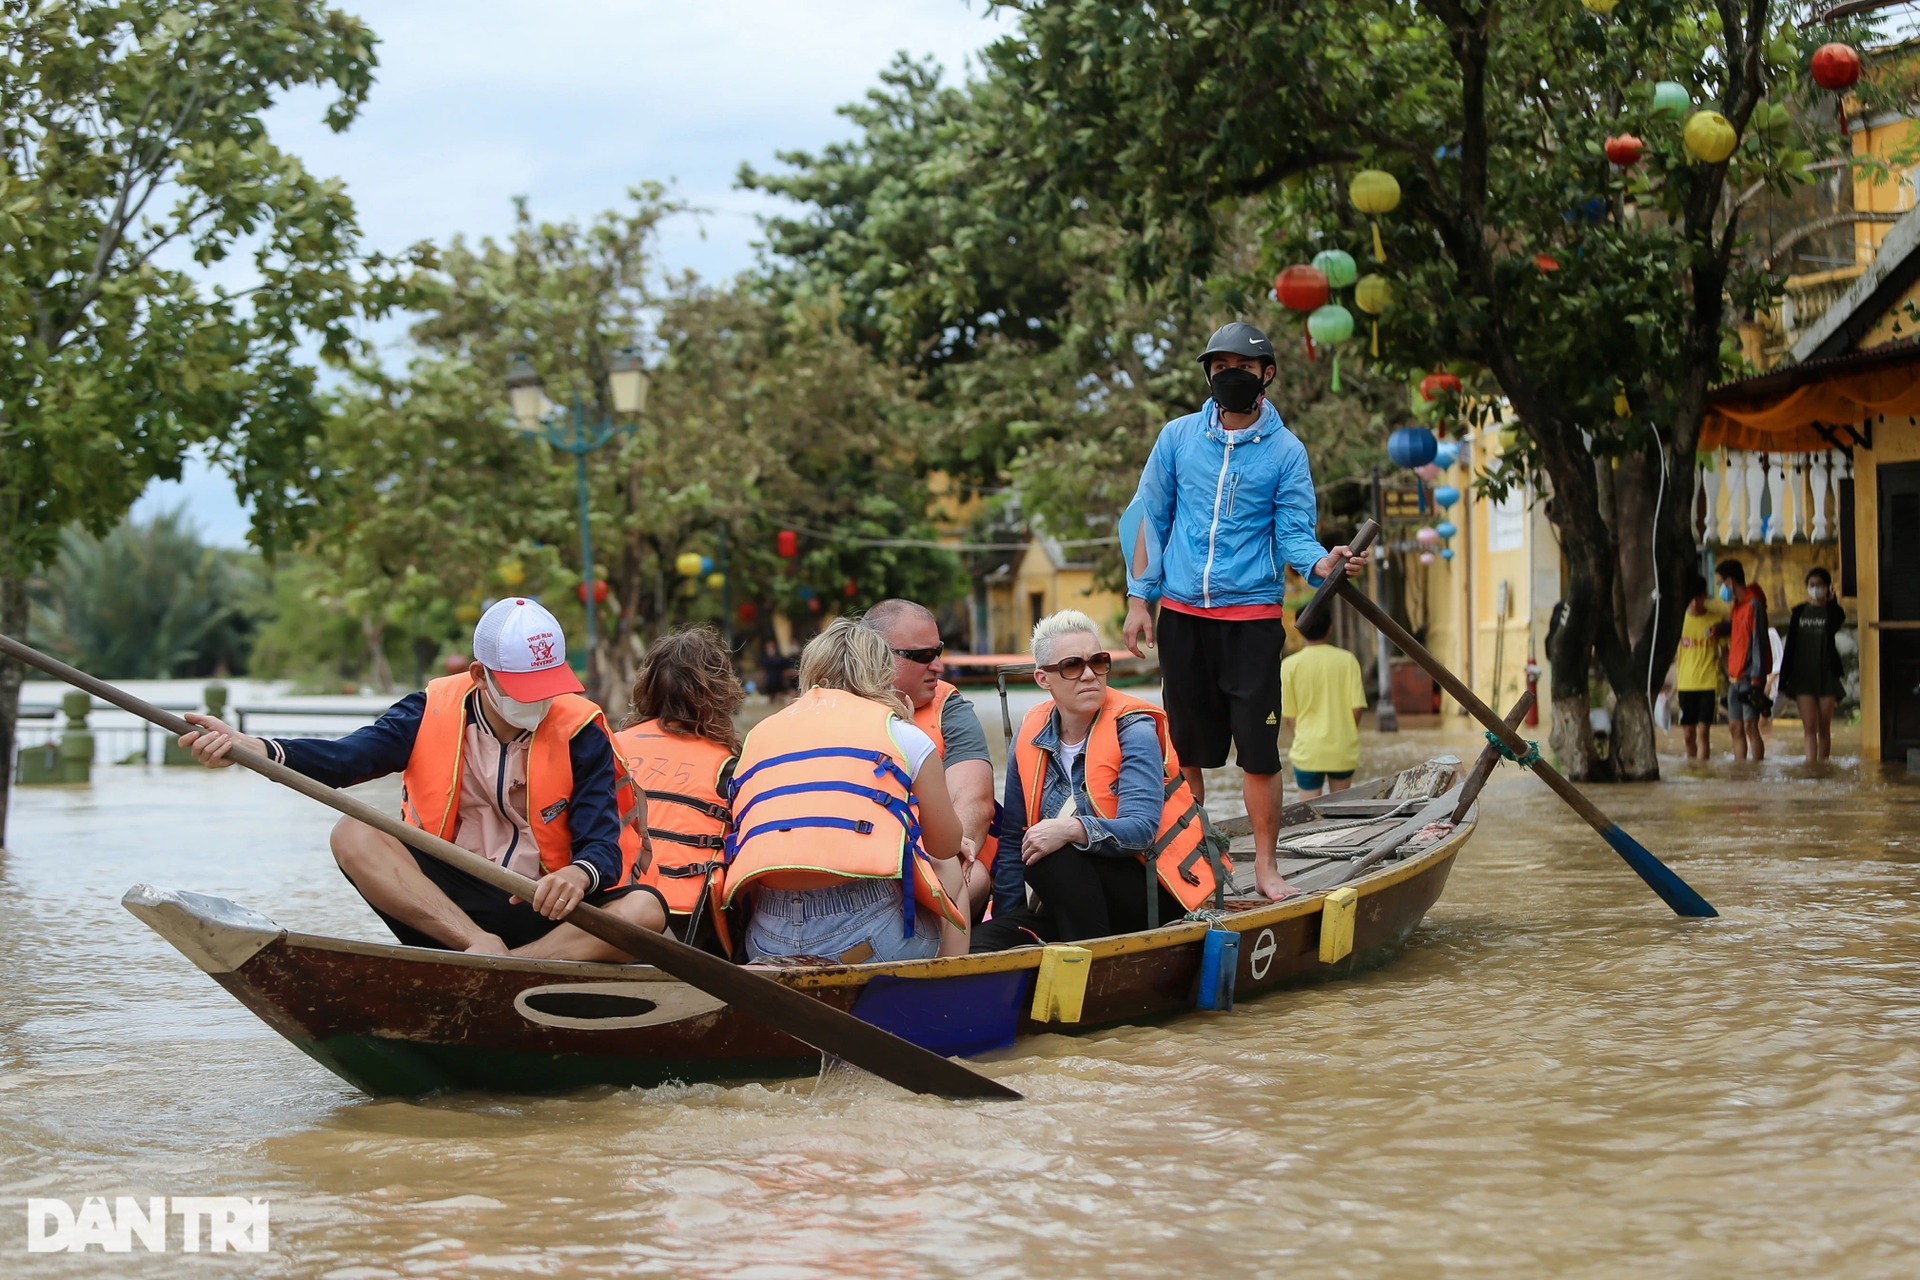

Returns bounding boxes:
[1280,607,1368,797]
[1676,571,1730,760]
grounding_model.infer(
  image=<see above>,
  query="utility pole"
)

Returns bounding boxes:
[1370,467,1399,733]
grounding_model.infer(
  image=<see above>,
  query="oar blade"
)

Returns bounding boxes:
[1598,823,1719,918]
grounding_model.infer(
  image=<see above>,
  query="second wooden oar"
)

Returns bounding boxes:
[0,632,1020,1100]
[1305,526,1717,919]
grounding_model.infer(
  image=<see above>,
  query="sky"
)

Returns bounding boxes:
[132,0,1016,547]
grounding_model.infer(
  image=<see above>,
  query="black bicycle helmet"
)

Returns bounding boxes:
[1197,321,1275,365]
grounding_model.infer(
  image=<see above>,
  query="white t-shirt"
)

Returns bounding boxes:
[890,718,939,781]
[1056,736,1087,788]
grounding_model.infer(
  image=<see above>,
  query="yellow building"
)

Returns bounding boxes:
[980,537,1128,655]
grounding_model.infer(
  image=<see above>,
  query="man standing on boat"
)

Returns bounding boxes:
[1119,321,1369,901]
[866,598,996,920]
[177,598,668,959]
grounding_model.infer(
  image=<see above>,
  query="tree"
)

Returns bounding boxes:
[0,0,403,837]
[971,0,1889,779]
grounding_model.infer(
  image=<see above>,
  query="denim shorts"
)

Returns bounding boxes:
[744,876,940,964]
[1728,678,1761,722]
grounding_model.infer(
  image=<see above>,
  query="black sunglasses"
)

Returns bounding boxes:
[1037,651,1112,680]
[890,642,945,665]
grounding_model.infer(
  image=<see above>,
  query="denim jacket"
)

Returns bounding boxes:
[992,709,1166,916]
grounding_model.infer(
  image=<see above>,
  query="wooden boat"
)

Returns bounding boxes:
[123,756,1473,1097]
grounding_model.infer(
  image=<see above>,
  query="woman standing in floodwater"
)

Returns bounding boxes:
[1779,566,1847,761]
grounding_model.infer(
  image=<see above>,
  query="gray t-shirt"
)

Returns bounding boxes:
[938,691,992,767]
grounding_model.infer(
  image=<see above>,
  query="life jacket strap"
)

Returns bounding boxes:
[656,859,726,878]
[648,828,727,850]
[644,789,733,824]
[729,746,913,797]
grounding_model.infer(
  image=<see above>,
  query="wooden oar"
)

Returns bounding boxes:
[1299,524,1717,919]
[0,633,1020,1100]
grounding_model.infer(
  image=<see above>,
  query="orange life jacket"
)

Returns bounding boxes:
[721,687,965,934]
[402,674,643,885]
[1011,687,1227,921]
[612,719,733,929]
[911,679,1001,868]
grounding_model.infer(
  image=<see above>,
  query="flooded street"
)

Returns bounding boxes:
[4,703,1919,1278]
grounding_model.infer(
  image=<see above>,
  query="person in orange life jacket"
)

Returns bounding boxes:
[722,617,971,964]
[865,598,995,921]
[1716,558,1771,763]
[1119,322,1369,903]
[972,610,1224,952]
[613,626,743,955]
[178,598,667,959]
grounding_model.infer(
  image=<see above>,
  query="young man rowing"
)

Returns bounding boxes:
[1119,321,1369,901]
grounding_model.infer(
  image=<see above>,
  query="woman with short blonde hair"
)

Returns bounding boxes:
[721,616,970,963]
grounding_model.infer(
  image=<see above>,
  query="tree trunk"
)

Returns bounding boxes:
[1550,694,1597,780]
[0,568,26,848]
[362,616,394,694]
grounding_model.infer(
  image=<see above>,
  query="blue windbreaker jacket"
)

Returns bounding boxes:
[1120,399,1329,608]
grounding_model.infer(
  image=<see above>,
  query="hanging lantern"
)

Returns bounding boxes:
[1388,425,1438,469]
[1683,111,1738,164]
[1440,547,1455,561]
[1354,274,1392,356]
[1434,488,1461,512]
[1276,264,1330,359]
[1605,135,1645,166]
[576,579,609,603]
[1433,441,1461,469]
[443,652,470,674]
[1436,519,1459,540]
[706,572,725,590]
[1581,0,1618,11]
[496,557,527,588]
[1811,43,1863,137]
[1349,170,1402,262]
[1311,249,1358,289]
[1420,551,1437,565]
[738,601,758,623]
[1651,81,1691,117]
[1416,526,1442,548]
[1306,304,1355,389]
[675,552,704,578]
[776,529,798,558]
[1415,462,1443,482]
[1420,370,1463,401]
[843,579,858,598]
[1614,384,1631,418]
[1533,252,1561,273]
[455,602,482,624]
[807,596,823,614]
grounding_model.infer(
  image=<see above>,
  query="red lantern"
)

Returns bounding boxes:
[843,579,857,598]
[1274,265,1329,312]
[806,596,822,614]
[1811,42,1862,91]
[1533,252,1560,273]
[575,579,609,603]
[776,529,798,558]
[738,601,758,623]
[1604,134,1644,166]
[1420,370,1463,401]
[1812,42,1863,137]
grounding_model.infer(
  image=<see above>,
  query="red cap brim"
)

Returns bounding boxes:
[490,664,584,700]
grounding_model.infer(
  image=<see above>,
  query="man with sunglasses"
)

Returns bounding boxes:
[866,599,996,916]
[1118,321,1369,901]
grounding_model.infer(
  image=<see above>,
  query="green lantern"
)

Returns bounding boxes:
[1307,304,1355,390]
[1311,249,1358,289]
[1652,80,1691,116]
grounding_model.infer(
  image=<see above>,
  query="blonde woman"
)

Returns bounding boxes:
[973,609,1229,952]
[720,617,970,962]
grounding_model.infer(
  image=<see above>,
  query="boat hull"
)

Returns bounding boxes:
[124,809,1469,1098]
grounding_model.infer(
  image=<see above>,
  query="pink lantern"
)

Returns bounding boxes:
[1416,526,1442,548]
[1415,462,1443,482]
[1419,551,1437,565]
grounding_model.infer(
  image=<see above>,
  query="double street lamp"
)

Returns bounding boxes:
[503,348,647,676]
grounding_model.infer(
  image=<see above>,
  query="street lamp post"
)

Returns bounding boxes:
[503,348,647,681]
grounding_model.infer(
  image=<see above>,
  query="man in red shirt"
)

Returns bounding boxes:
[1716,558,1771,762]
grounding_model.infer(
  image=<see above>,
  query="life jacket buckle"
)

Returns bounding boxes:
[854,820,874,835]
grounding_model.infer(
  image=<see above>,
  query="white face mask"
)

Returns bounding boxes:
[484,673,552,731]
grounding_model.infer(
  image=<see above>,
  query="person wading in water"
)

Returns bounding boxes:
[178,598,667,959]
[1119,321,1369,901]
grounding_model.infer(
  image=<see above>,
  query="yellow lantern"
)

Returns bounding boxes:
[1683,111,1738,163]
[496,557,526,588]
[706,572,725,590]
[1349,170,1401,262]
[1354,274,1392,356]
[675,552,704,578]
[455,602,482,624]
[1581,0,1619,11]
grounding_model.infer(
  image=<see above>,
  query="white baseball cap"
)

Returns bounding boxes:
[472,598,583,700]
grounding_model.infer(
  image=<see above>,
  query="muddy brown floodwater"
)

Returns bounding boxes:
[3,707,1919,1278]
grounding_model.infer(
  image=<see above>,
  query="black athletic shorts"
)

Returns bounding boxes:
[1156,606,1286,774]
[351,847,665,951]
[1677,689,1717,726]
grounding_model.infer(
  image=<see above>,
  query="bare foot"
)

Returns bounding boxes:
[1256,864,1297,902]
[463,932,509,955]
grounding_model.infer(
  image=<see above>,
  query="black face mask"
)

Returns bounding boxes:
[1209,367,1266,414]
